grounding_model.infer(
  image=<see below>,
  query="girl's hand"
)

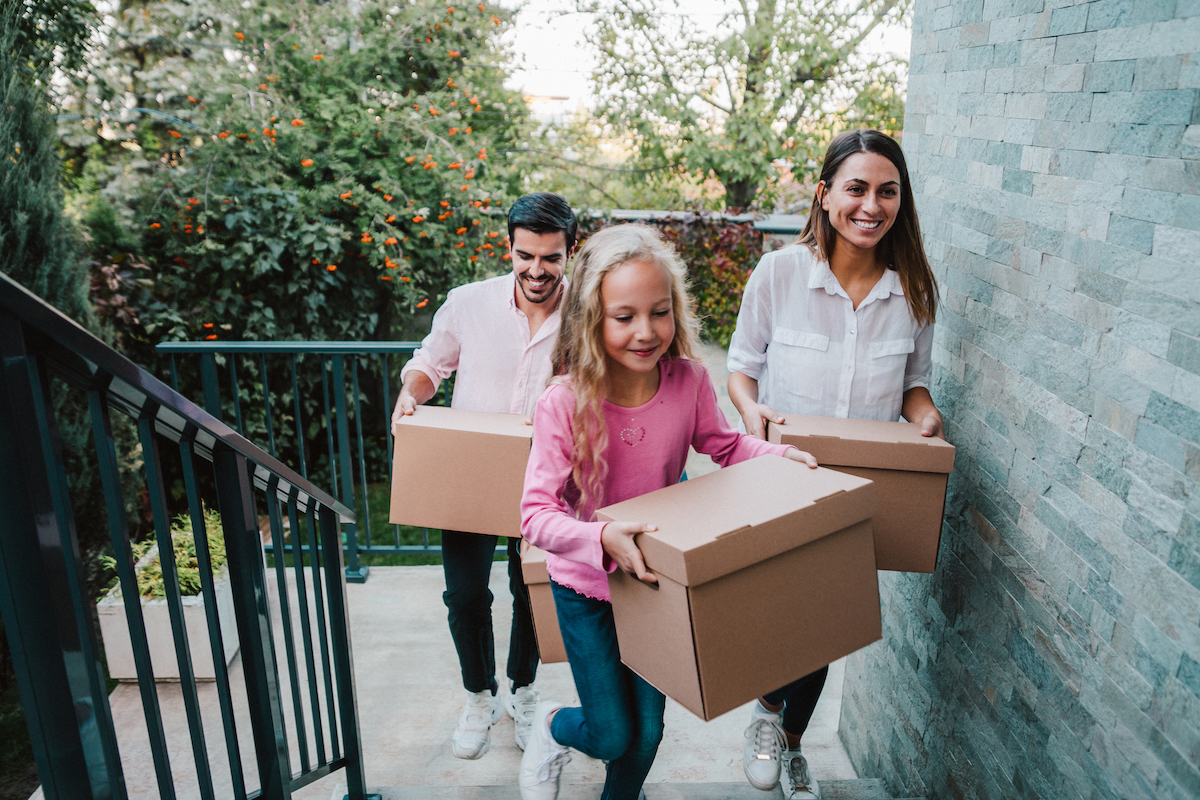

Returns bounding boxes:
[784,447,818,468]
[601,522,658,584]
[739,402,783,441]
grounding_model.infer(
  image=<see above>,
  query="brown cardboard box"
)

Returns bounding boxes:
[767,414,956,574]
[596,455,880,721]
[389,406,532,536]
[519,542,567,663]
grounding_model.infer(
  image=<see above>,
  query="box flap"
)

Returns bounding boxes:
[393,404,534,439]
[520,541,550,585]
[768,414,955,473]
[596,456,876,586]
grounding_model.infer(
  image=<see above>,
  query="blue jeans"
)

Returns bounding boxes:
[549,581,665,800]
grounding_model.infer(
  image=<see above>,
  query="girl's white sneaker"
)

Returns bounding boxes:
[519,701,570,800]
[506,682,540,751]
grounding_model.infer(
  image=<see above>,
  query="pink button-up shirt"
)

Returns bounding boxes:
[400,272,564,415]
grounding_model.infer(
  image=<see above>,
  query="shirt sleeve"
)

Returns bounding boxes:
[521,384,610,573]
[726,253,774,380]
[902,322,934,392]
[689,363,792,466]
[399,290,460,389]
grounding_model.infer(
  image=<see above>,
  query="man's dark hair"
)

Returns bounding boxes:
[507,192,578,250]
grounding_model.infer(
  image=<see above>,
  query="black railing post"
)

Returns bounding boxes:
[200,352,223,421]
[331,355,368,583]
[0,311,115,800]
[214,444,293,800]
[318,507,378,800]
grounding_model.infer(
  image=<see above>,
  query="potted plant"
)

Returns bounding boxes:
[97,508,239,681]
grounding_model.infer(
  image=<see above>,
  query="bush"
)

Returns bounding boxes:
[579,213,764,348]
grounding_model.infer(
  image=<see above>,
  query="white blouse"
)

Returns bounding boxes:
[727,244,933,423]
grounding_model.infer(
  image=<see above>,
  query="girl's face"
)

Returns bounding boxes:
[600,259,675,381]
[819,151,902,254]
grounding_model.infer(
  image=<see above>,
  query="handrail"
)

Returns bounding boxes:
[1,277,353,521]
[158,342,421,354]
[0,271,372,800]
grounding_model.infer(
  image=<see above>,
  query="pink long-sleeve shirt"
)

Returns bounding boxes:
[521,358,793,602]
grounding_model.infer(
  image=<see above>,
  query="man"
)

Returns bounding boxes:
[392,192,577,758]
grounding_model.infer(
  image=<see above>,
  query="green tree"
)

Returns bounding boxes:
[59,0,529,362]
[581,0,909,210]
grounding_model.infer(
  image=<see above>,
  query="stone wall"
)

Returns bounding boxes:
[838,2,1200,799]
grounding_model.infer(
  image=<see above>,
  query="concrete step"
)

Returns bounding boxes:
[372,779,916,799]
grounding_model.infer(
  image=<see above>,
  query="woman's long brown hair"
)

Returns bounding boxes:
[799,129,938,326]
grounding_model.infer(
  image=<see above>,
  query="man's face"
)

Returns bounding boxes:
[510,228,569,306]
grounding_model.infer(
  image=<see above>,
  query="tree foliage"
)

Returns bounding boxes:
[581,0,909,210]
[59,0,529,365]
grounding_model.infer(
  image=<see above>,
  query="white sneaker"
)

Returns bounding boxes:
[506,682,540,751]
[742,703,785,790]
[452,689,503,759]
[782,749,821,800]
[519,701,571,800]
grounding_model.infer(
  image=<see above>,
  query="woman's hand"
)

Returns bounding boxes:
[601,522,658,584]
[738,402,784,441]
[784,447,818,468]
[917,411,944,439]
[901,387,945,440]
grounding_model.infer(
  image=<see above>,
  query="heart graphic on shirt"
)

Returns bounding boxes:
[620,426,645,446]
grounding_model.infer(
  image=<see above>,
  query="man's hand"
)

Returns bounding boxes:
[601,522,658,584]
[391,391,419,426]
[784,447,818,468]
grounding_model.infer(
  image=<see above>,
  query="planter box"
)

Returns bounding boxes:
[97,556,239,682]
[597,455,881,721]
[767,414,956,573]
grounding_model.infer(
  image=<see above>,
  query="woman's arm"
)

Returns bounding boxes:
[901,386,944,439]
[728,370,784,441]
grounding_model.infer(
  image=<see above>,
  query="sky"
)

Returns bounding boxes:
[499,0,915,119]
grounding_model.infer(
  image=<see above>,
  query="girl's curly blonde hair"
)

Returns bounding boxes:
[550,223,701,515]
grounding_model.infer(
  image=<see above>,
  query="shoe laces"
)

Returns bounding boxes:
[746,717,785,760]
[786,753,813,792]
[533,746,571,782]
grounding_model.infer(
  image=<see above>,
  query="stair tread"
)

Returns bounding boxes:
[371,778,913,800]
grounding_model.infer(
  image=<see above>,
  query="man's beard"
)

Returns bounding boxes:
[517,272,562,304]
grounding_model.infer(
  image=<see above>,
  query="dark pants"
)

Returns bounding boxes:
[549,581,665,800]
[763,666,829,737]
[441,530,539,694]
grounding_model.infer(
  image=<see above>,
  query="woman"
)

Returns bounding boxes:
[727,129,944,800]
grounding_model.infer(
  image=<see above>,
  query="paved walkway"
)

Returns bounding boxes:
[82,343,859,798]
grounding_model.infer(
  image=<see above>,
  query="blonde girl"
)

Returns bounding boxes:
[518,224,816,800]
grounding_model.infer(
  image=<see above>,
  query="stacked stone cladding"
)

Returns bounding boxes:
[838,2,1200,799]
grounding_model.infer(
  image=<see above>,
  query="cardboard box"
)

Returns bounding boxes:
[389,406,532,537]
[519,542,567,664]
[767,415,956,574]
[597,455,881,721]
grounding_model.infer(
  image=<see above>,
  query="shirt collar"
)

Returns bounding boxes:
[808,258,904,303]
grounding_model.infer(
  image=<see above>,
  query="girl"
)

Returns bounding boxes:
[727,129,944,800]
[518,224,816,800]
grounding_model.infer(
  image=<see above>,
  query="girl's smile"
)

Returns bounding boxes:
[600,259,675,397]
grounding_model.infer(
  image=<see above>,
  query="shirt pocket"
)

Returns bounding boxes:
[772,327,830,400]
[864,338,915,408]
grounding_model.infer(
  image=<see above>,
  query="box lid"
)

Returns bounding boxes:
[596,455,875,587]
[520,541,550,585]
[768,414,955,474]
[392,405,533,440]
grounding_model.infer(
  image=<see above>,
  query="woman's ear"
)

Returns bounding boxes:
[817,181,829,211]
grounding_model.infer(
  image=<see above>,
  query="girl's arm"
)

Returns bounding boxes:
[695,365,816,467]
[901,387,945,439]
[728,370,783,441]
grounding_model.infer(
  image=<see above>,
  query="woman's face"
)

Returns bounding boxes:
[819,151,902,254]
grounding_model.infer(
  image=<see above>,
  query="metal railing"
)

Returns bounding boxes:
[156,342,477,581]
[0,273,374,800]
